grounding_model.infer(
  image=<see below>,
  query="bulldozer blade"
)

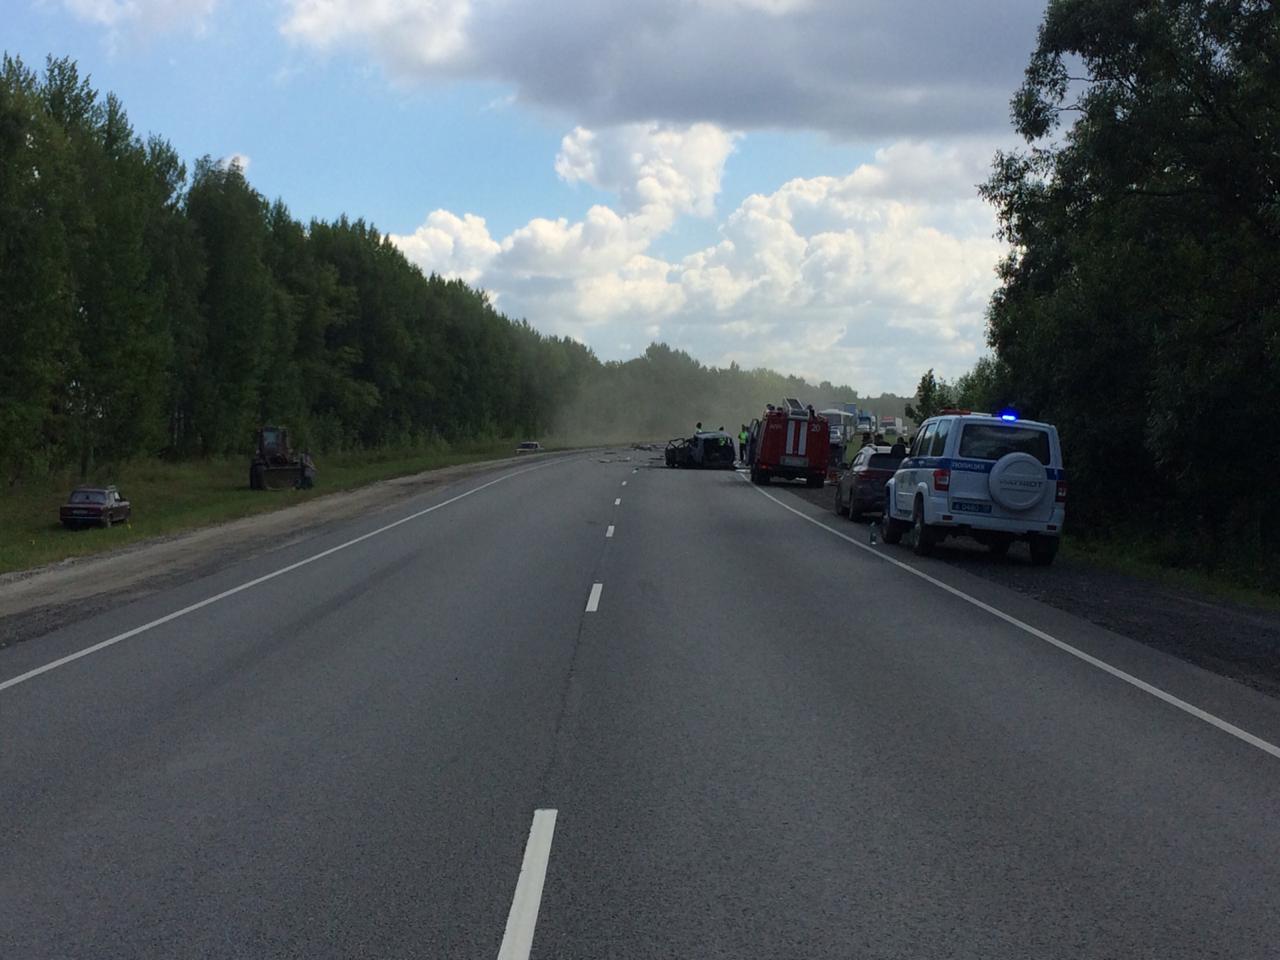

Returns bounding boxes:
[261,466,300,490]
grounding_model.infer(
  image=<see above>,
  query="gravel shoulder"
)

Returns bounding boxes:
[781,481,1280,699]
[0,453,573,649]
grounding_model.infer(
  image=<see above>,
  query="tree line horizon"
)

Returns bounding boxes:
[1,53,910,487]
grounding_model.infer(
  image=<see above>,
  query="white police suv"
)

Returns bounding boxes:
[880,411,1066,565]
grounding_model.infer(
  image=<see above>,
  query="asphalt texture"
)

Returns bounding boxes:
[789,481,1280,698]
[3,454,1280,959]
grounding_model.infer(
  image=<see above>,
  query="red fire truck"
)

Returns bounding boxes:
[748,399,830,488]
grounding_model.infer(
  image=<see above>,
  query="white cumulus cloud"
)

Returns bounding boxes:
[391,127,1005,393]
[217,152,250,173]
[555,123,740,227]
[396,121,739,287]
[390,210,500,285]
[281,0,471,73]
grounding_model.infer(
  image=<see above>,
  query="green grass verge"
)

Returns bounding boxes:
[0,440,538,577]
[1061,535,1280,612]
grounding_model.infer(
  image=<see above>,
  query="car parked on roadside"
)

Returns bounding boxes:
[834,445,904,519]
[60,486,131,529]
[880,412,1065,565]
[515,440,543,454]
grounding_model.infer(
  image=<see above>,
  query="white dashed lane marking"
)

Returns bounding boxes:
[496,809,558,960]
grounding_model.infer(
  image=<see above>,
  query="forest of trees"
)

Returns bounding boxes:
[0,55,870,487]
[920,0,1278,576]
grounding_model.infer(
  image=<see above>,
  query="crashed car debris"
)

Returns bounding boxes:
[665,431,736,469]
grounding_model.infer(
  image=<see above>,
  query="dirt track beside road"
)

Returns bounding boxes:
[0,453,577,648]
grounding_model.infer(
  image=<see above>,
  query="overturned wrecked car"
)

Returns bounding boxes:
[665,431,737,469]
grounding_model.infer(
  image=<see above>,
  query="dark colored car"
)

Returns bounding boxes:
[515,440,543,454]
[60,486,131,529]
[665,432,736,469]
[834,446,903,519]
[665,437,692,467]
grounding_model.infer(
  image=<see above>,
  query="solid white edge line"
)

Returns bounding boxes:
[746,479,1280,762]
[614,498,622,506]
[605,525,615,538]
[497,808,558,960]
[585,583,603,613]
[0,457,576,694]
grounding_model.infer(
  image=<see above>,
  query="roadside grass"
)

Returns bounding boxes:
[1061,535,1280,613]
[0,440,532,577]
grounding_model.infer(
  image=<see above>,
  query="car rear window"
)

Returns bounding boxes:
[70,490,107,503]
[867,454,903,470]
[958,424,1051,464]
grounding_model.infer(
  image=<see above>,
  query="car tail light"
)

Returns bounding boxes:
[932,468,950,491]
[1056,481,1067,503]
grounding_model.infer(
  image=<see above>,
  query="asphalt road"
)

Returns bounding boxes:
[3,453,1280,958]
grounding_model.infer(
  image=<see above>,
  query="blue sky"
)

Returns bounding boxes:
[7,0,1046,394]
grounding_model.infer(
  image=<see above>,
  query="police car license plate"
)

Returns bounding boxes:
[781,455,807,467]
[951,499,992,514]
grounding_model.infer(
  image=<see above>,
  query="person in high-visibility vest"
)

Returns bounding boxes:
[738,425,749,463]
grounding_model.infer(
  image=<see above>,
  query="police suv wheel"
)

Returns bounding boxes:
[1029,534,1059,566]
[911,500,936,557]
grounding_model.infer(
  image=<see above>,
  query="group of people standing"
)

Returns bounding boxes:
[691,417,909,468]
[693,421,753,463]
[860,432,908,457]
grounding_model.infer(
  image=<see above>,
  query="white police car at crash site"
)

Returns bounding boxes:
[880,411,1066,565]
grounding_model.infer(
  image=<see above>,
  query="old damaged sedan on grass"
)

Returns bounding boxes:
[59,486,132,529]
